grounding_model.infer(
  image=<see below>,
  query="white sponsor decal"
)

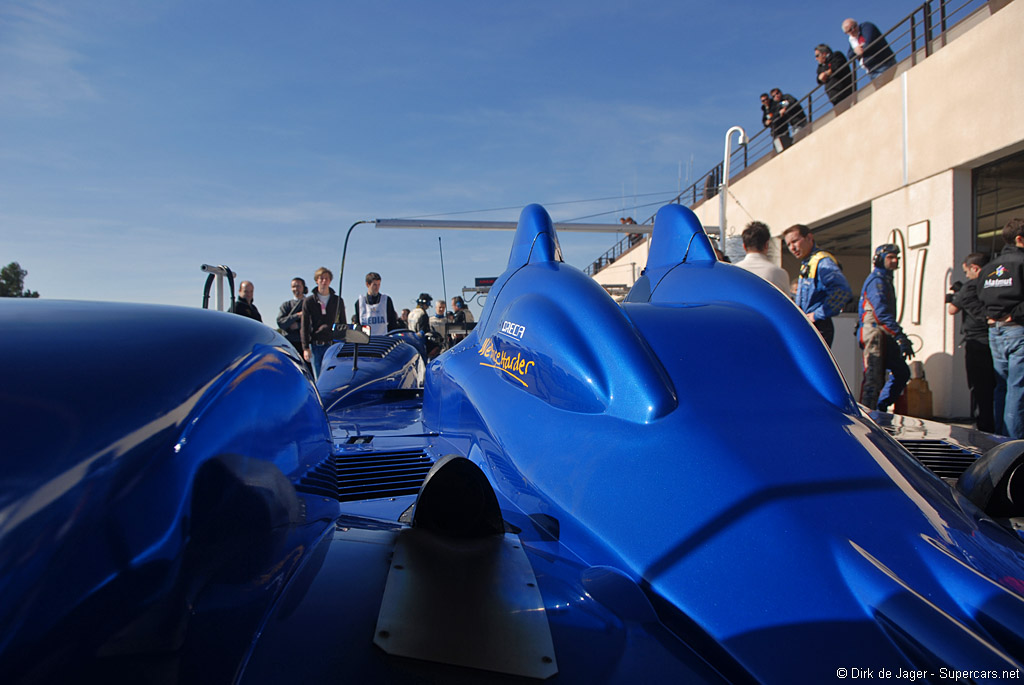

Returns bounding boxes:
[500,320,526,339]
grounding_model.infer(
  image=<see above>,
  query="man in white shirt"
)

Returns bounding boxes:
[355,271,398,336]
[734,221,791,294]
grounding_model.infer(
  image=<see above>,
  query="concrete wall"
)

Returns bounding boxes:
[593,1,1024,419]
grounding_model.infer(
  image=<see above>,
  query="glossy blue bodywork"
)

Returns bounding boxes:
[3,204,1024,683]
[316,330,424,413]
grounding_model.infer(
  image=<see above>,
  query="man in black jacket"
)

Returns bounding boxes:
[948,253,995,433]
[771,88,807,137]
[301,267,345,380]
[276,277,307,353]
[761,92,790,152]
[230,281,262,322]
[815,44,853,106]
[979,218,1024,438]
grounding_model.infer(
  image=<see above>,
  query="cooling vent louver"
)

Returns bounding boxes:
[896,439,981,480]
[295,448,434,502]
[333,338,403,359]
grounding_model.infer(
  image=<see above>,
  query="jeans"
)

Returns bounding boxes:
[989,324,1024,438]
[868,58,895,81]
[310,343,330,381]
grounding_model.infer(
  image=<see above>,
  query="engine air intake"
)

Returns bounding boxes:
[295,448,434,502]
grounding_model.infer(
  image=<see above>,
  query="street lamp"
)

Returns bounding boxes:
[336,219,373,328]
[719,125,749,255]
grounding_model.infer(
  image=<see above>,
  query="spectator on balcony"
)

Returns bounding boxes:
[735,221,790,294]
[621,217,643,246]
[843,19,896,81]
[815,44,854,106]
[771,88,807,134]
[761,92,791,152]
[703,171,719,199]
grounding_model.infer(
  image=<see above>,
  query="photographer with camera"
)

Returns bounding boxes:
[948,253,995,432]
[761,92,791,152]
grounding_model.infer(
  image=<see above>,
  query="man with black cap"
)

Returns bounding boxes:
[856,244,913,411]
[407,293,442,358]
[407,293,432,335]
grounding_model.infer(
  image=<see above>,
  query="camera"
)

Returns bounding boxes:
[945,280,963,304]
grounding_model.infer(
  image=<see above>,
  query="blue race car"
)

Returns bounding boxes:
[2,203,1024,683]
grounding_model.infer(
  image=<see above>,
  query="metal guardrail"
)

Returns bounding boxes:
[585,0,990,277]
[585,232,646,276]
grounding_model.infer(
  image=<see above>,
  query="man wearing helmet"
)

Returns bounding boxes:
[856,244,913,411]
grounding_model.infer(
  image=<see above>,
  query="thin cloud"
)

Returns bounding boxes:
[0,2,99,114]
[178,201,354,224]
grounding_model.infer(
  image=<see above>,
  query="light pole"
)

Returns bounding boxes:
[719,125,748,255]
[335,219,373,329]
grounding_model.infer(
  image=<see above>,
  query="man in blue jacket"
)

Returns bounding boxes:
[843,19,896,81]
[783,224,853,348]
[857,244,913,411]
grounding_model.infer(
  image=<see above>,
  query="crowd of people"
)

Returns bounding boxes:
[976,218,1024,439]
[232,213,1024,437]
[761,17,896,152]
[229,269,475,380]
[933,218,1024,440]
[733,215,1024,438]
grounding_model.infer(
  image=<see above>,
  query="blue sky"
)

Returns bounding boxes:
[1,0,907,316]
